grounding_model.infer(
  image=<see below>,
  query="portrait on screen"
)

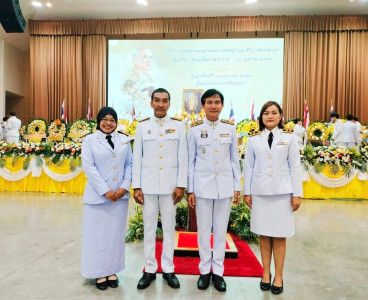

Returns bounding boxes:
[183,89,204,114]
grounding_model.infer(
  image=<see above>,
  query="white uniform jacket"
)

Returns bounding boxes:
[356,122,362,142]
[332,119,344,143]
[187,119,241,199]
[7,116,21,138]
[343,121,359,143]
[132,115,188,194]
[82,131,133,205]
[293,124,305,146]
[243,128,303,197]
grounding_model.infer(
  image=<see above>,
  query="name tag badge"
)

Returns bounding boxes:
[220,133,230,137]
[278,142,288,145]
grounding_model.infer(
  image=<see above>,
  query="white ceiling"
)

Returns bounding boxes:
[1,0,368,51]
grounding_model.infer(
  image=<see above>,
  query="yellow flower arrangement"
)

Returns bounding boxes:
[26,119,47,135]
[284,121,295,131]
[307,122,327,140]
[236,120,259,134]
[48,119,66,140]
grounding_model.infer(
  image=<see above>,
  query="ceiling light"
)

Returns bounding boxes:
[31,1,43,7]
[137,0,148,6]
[245,0,258,3]
[46,2,52,7]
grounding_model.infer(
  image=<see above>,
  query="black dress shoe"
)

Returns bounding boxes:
[163,272,180,289]
[260,273,272,291]
[107,274,119,288]
[137,272,156,289]
[212,274,226,292]
[197,273,211,290]
[96,278,108,290]
[271,279,283,295]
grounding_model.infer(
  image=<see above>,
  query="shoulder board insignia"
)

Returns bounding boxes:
[117,130,129,137]
[283,128,294,134]
[248,130,261,137]
[221,119,235,125]
[138,117,150,123]
[191,120,204,127]
[171,117,183,122]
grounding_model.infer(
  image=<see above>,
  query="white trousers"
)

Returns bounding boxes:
[142,194,177,273]
[196,197,232,276]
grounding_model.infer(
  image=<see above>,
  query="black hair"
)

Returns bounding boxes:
[96,107,118,131]
[259,101,283,131]
[331,113,340,119]
[294,118,301,124]
[201,89,224,105]
[9,112,16,116]
[353,116,358,121]
[151,88,171,102]
[346,114,353,121]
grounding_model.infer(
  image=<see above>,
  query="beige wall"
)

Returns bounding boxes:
[4,42,25,96]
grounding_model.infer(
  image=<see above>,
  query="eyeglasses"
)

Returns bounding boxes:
[101,118,116,124]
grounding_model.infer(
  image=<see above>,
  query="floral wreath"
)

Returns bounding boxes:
[25,118,48,135]
[48,119,67,140]
[68,118,94,142]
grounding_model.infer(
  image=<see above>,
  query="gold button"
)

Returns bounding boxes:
[216,162,219,164]
[160,133,163,136]
[160,123,163,127]
[269,156,272,159]
[159,155,163,159]
[216,172,218,176]
[215,138,218,141]
[215,150,218,152]
[269,174,272,177]
[269,165,272,168]
[113,166,116,169]
[160,145,163,148]
[159,167,162,170]
[113,155,116,158]
[113,178,116,181]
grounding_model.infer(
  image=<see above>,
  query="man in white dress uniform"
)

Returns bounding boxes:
[187,89,241,292]
[343,114,359,148]
[6,112,21,144]
[133,88,188,289]
[330,113,344,146]
[293,118,306,150]
[353,117,363,148]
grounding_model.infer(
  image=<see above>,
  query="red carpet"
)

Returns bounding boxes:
[177,232,230,250]
[152,234,263,277]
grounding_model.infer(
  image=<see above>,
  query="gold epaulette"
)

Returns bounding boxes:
[248,130,261,137]
[221,119,235,125]
[138,117,150,123]
[191,120,204,127]
[171,117,183,122]
[283,128,294,134]
[117,130,129,137]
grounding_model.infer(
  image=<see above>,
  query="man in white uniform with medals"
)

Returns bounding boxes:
[133,88,188,289]
[187,89,241,292]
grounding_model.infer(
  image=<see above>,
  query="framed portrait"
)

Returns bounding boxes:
[182,89,204,114]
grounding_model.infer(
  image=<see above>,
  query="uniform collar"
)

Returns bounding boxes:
[204,118,219,127]
[97,130,116,139]
[153,115,170,124]
[263,127,280,137]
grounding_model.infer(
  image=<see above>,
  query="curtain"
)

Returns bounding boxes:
[283,31,368,121]
[29,15,368,35]
[30,36,83,121]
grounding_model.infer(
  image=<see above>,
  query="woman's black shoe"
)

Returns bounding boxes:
[271,279,283,295]
[260,273,272,291]
[107,274,119,288]
[96,278,108,290]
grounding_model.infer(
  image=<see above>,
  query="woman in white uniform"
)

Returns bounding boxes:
[81,107,132,290]
[243,101,302,295]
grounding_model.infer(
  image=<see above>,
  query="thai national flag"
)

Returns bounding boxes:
[303,100,310,128]
[251,101,255,121]
[86,99,92,120]
[61,100,68,124]
[229,103,235,123]
[132,104,136,122]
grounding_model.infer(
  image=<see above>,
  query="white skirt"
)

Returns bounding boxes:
[251,194,295,238]
[81,199,129,278]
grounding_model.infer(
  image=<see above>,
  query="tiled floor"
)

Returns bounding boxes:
[0,192,367,299]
